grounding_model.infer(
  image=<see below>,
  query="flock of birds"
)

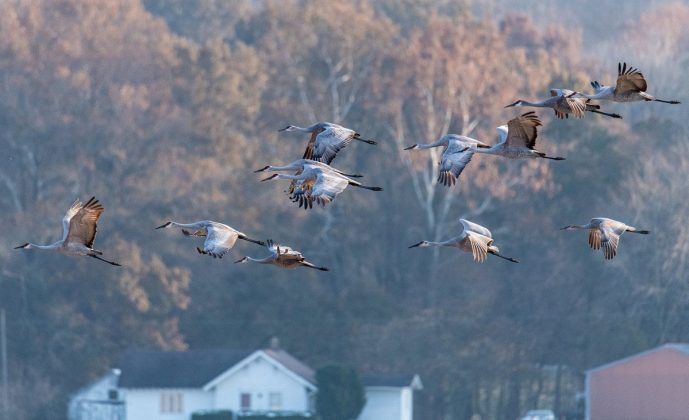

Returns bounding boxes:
[14,63,680,269]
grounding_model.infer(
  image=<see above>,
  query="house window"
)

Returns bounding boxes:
[160,392,184,414]
[240,392,252,410]
[269,392,282,410]
[108,389,119,400]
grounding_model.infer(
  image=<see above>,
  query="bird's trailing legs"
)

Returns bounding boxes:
[488,250,519,263]
[88,254,121,266]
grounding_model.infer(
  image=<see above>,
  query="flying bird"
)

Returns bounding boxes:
[404,134,489,187]
[14,196,121,266]
[235,239,328,271]
[471,112,565,160]
[155,220,264,258]
[409,218,518,263]
[579,62,680,104]
[278,122,376,165]
[257,160,382,209]
[560,217,650,260]
[506,90,621,119]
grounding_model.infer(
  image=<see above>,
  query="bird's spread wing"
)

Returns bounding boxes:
[557,95,586,119]
[438,149,474,187]
[66,197,104,248]
[203,223,239,258]
[588,228,601,250]
[616,62,647,94]
[459,219,492,239]
[301,127,324,161]
[265,239,280,257]
[506,111,541,149]
[464,232,490,263]
[600,225,621,260]
[62,198,82,241]
[312,127,355,164]
[303,170,349,207]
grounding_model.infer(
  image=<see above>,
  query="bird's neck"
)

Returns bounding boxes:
[34,242,61,250]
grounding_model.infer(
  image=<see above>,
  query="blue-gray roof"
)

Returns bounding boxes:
[118,349,251,388]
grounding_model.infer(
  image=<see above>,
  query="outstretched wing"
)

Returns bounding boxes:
[463,232,491,263]
[66,197,104,248]
[557,95,586,119]
[302,127,326,160]
[438,149,474,187]
[600,225,621,260]
[459,219,492,238]
[62,198,82,241]
[310,126,356,164]
[588,228,601,250]
[301,169,349,207]
[506,111,541,149]
[202,223,240,258]
[616,62,647,94]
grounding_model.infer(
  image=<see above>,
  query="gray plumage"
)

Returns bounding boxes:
[234,239,328,271]
[471,112,565,160]
[278,122,376,164]
[14,197,120,266]
[409,218,518,263]
[155,220,264,258]
[581,62,680,104]
[560,217,650,260]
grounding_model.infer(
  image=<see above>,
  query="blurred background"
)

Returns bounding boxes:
[0,0,687,418]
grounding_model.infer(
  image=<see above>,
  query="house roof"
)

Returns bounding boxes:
[263,348,316,384]
[118,349,252,388]
[362,373,423,389]
[587,343,689,374]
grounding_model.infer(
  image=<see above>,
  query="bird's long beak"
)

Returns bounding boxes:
[155,222,171,229]
[261,174,278,182]
[559,226,571,230]
[408,241,423,249]
[13,243,29,249]
[504,101,518,108]
[277,126,291,132]
[254,166,270,173]
[403,144,417,150]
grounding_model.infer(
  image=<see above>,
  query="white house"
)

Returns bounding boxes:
[68,340,422,420]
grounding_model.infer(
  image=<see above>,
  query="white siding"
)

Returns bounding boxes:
[358,387,403,420]
[401,387,413,420]
[210,354,311,412]
[68,371,123,420]
[123,389,213,420]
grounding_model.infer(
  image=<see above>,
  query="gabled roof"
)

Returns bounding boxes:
[202,350,317,391]
[362,373,423,390]
[264,348,316,384]
[587,343,689,374]
[118,349,252,388]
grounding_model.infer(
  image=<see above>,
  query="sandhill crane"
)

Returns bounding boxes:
[155,220,264,258]
[470,112,565,160]
[505,90,622,119]
[579,62,680,104]
[14,197,121,266]
[409,218,518,263]
[235,239,328,271]
[404,134,488,187]
[257,160,382,209]
[560,217,650,260]
[278,122,376,165]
